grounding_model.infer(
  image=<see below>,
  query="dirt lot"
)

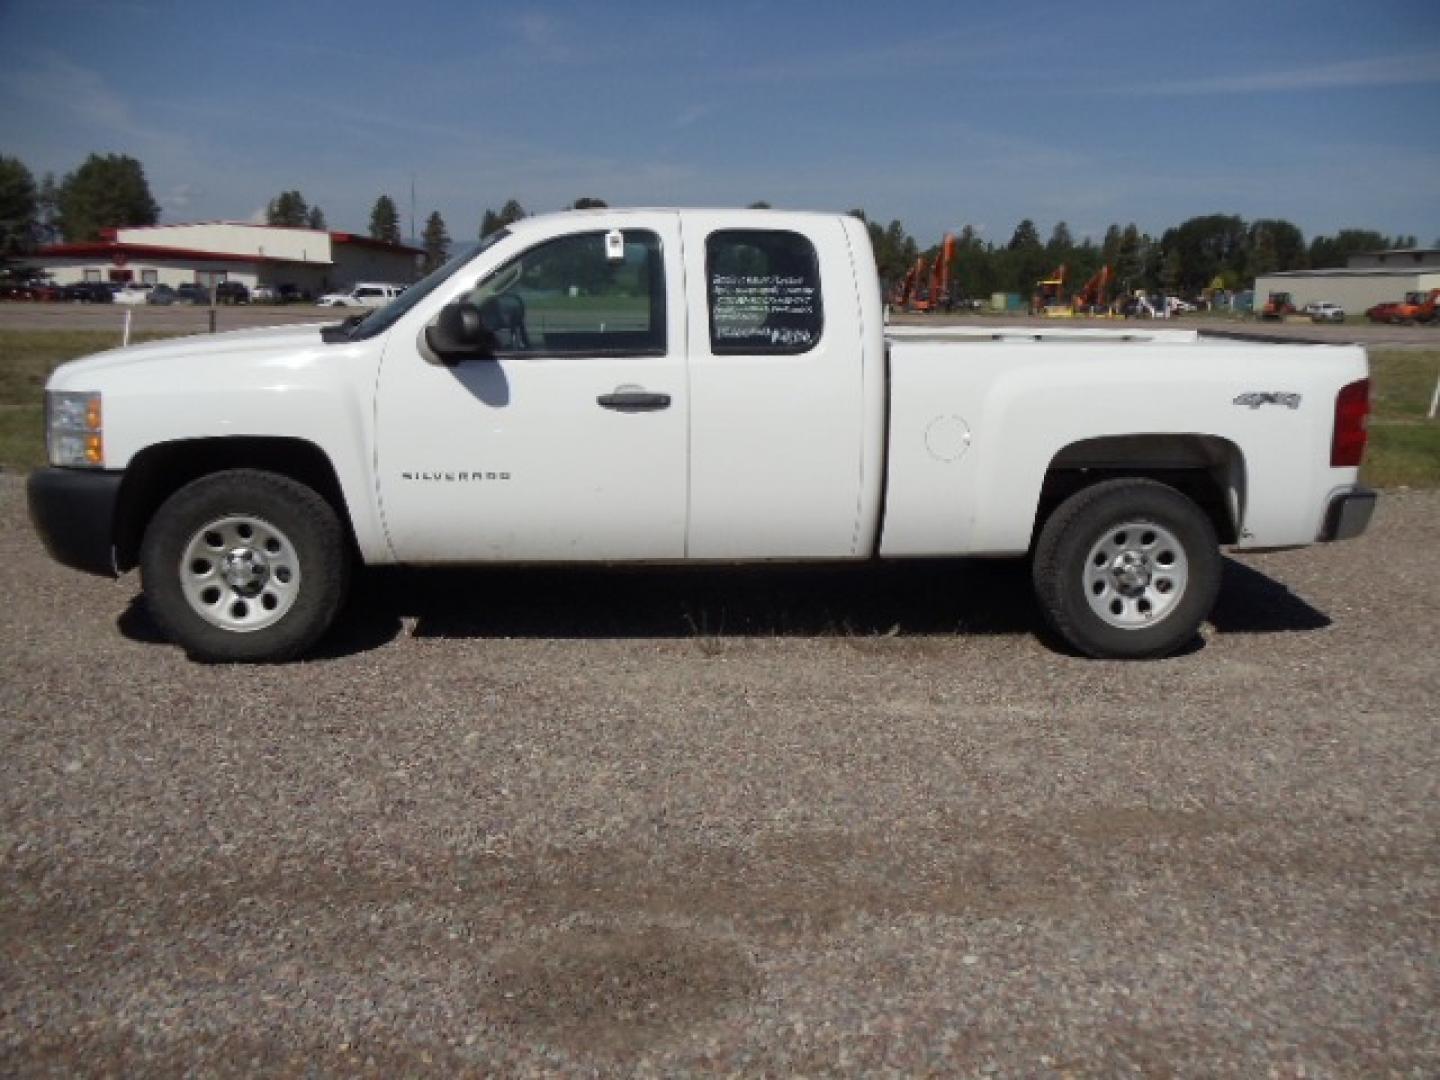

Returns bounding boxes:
[1,472,1437,1075]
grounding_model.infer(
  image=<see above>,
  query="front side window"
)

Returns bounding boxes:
[466,229,666,356]
[706,229,823,354]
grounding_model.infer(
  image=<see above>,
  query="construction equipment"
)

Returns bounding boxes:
[914,233,956,313]
[1390,288,1440,324]
[892,256,927,309]
[1261,291,1296,321]
[1071,265,1113,315]
[1033,264,1068,316]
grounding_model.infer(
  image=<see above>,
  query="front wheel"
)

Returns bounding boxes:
[1032,479,1221,659]
[140,470,350,662]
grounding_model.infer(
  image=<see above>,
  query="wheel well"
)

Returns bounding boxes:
[1034,434,1244,546]
[114,437,352,572]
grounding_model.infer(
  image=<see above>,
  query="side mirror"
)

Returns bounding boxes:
[424,301,498,363]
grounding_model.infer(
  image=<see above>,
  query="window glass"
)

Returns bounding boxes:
[466,230,665,356]
[348,229,510,342]
[141,269,158,284]
[84,269,100,282]
[706,230,823,354]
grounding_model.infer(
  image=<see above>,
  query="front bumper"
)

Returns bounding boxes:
[1319,487,1378,542]
[27,467,125,576]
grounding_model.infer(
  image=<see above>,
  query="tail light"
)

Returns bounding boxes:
[1331,378,1370,467]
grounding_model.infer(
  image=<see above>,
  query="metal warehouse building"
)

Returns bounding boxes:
[32,222,421,295]
[1256,248,1440,315]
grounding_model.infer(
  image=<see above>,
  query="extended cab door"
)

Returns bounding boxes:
[374,214,687,561]
[679,215,870,558]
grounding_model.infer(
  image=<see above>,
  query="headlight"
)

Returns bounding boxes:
[46,390,104,468]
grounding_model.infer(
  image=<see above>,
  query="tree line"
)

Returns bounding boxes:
[857,212,1424,301]
[0,152,1428,293]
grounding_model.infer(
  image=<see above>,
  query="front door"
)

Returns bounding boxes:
[375,215,687,562]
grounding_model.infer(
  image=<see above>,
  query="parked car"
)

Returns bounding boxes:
[316,282,405,308]
[275,283,311,304]
[147,285,178,306]
[174,283,211,305]
[64,282,114,303]
[1366,301,1402,324]
[250,284,277,303]
[1306,301,1345,323]
[28,206,1377,663]
[215,282,250,305]
[114,284,153,305]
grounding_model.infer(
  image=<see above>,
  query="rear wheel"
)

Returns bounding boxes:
[140,470,350,662]
[1032,479,1221,659]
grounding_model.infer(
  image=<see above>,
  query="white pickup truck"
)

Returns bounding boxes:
[29,208,1375,662]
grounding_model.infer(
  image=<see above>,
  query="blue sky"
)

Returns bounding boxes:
[1,0,1436,247]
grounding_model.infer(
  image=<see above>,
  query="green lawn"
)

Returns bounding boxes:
[1,330,1436,487]
[1364,349,1440,488]
[0,330,180,469]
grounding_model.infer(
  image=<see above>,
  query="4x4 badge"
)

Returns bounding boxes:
[1234,392,1301,410]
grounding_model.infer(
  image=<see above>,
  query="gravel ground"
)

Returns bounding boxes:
[1,472,1436,1076]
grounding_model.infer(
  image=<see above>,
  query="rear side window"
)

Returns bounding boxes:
[706,230,823,354]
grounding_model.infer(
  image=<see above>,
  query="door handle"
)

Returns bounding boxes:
[597,389,671,412]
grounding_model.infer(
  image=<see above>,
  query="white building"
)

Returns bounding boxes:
[33,221,421,296]
[1256,249,1440,314]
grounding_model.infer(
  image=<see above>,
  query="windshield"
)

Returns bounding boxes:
[342,229,511,342]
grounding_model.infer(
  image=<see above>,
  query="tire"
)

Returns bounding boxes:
[140,470,350,662]
[1032,479,1221,660]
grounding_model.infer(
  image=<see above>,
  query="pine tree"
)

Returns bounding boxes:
[0,156,38,259]
[1007,219,1042,251]
[1115,224,1143,292]
[421,211,450,273]
[266,190,310,228]
[306,206,327,231]
[369,195,401,244]
[479,199,527,238]
[1046,221,1074,255]
[1101,224,1122,268]
[55,153,160,241]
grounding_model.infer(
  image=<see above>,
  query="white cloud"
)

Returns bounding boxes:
[673,105,713,129]
[1125,49,1440,95]
[162,183,204,213]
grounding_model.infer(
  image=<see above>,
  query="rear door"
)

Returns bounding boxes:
[679,215,869,558]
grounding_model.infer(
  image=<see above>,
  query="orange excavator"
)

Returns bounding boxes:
[892,255,928,309]
[1071,264,1113,315]
[1033,264,1068,315]
[913,233,956,313]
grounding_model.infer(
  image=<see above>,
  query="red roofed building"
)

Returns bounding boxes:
[32,221,422,296]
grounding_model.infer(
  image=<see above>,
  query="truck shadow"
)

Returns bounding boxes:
[116,556,1330,660]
